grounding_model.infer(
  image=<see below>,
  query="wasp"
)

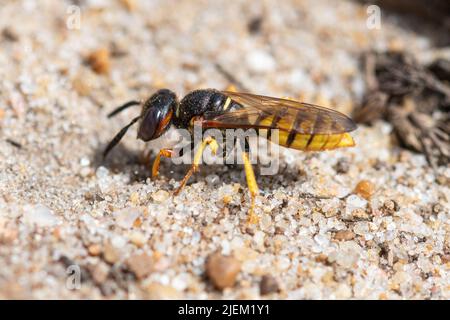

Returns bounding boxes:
[104,89,357,223]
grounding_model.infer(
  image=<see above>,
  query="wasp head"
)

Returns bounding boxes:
[103,89,178,158]
[138,89,177,141]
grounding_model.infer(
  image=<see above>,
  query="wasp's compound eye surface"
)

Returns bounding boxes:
[137,89,177,141]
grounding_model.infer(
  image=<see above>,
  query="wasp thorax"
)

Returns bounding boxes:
[137,89,178,141]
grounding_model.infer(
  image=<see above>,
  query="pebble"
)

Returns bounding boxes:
[127,253,154,279]
[222,195,232,205]
[259,275,280,295]
[129,231,146,247]
[89,263,109,284]
[87,244,102,256]
[146,283,181,299]
[103,242,120,264]
[354,180,375,200]
[334,230,355,241]
[80,157,90,167]
[120,0,136,11]
[335,157,350,174]
[383,200,400,214]
[111,235,127,249]
[113,207,141,229]
[205,252,241,290]
[329,241,362,269]
[246,50,276,73]
[22,204,59,228]
[0,226,18,244]
[152,190,170,203]
[86,48,110,74]
[345,195,368,216]
[205,174,220,186]
[80,167,92,177]
[129,192,140,205]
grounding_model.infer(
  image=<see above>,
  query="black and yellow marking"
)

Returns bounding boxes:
[239,108,355,152]
[223,97,232,111]
[286,111,304,147]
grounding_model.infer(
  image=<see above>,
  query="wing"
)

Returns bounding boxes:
[202,91,357,135]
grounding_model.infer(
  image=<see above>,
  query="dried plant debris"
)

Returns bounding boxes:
[354,51,450,168]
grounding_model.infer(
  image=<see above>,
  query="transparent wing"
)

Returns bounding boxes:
[201,91,357,135]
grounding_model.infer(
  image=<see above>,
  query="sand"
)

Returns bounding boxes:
[0,0,449,299]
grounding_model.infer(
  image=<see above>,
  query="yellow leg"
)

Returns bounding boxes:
[242,152,259,224]
[174,137,219,195]
[152,148,174,178]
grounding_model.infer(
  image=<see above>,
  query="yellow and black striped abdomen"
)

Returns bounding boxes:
[202,91,357,151]
[277,131,355,151]
[257,114,355,151]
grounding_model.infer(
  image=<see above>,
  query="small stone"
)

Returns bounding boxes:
[259,214,272,231]
[335,157,350,174]
[441,254,450,263]
[90,263,109,284]
[205,174,220,186]
[346,195,367,209]
[72,72,94,96]
[432,203,443,214]
[152,190,169,203]
[353,180,375,200]
[113,207,141,229]
[129,231,146,247]
[436,175,449,186]
[246,50,276,73]
[222,195,232,205]
[120,0,136,11]
[259,275,280,295]
[80,157,90,167]
[351,208,369,220]
[127,253,154,279]
[88,244,102,256]
[86,48,110,74]
[0,225,18,244]
[345,195,368,217]
[80,167,92,177]
[205,252,240,290]
[110,235,127,249]
[129,192,140,205]
[382,199,400,214]
[103,242,120,264]
[146,283,181,299]
[22,204,59,228]
[334,230,355,241]
[2,27,19,42]
[315,254,330,264]
[96,166,109,179]
[329,241,362,269]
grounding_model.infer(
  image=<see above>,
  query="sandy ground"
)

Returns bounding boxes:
[0,0,449,299]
